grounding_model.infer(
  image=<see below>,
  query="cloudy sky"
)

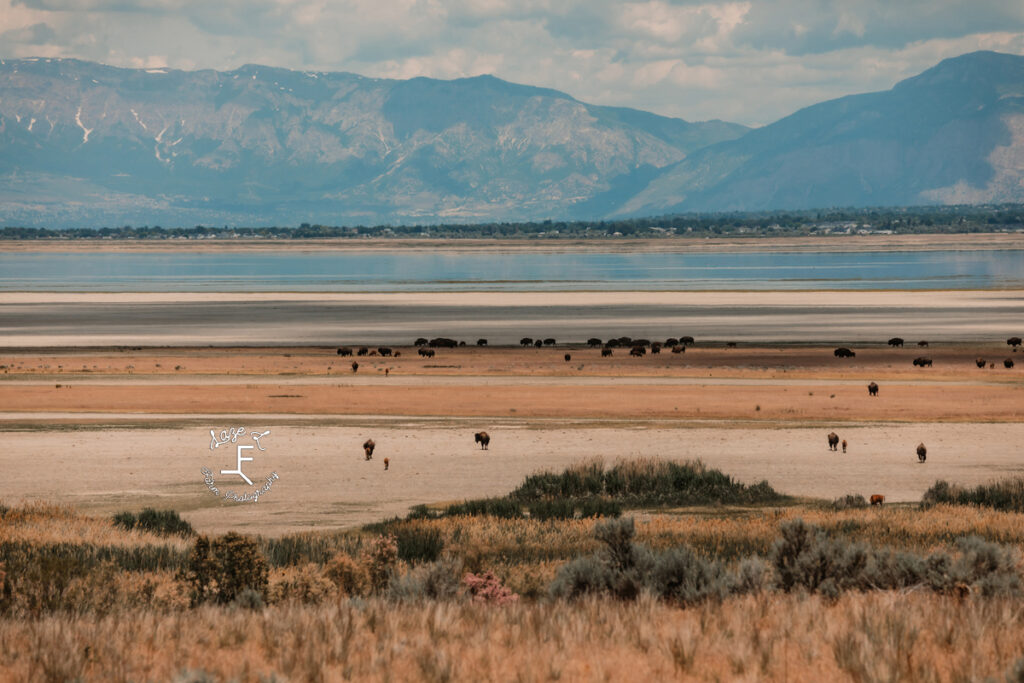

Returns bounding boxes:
[1,0,1022,126]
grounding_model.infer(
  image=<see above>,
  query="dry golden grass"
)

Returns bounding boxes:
[4,593,1024,682]
[0,502,190,551]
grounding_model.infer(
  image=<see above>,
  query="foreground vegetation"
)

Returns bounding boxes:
[6,465,1024,680]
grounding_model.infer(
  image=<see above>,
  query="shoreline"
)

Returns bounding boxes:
[2,232,1023,254]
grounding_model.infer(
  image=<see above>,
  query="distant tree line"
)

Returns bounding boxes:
[3,205,1024,240]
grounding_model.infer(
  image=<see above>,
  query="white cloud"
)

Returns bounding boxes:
[0,0,1021,126]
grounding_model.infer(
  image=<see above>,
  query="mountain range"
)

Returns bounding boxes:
[0,51,1021,227]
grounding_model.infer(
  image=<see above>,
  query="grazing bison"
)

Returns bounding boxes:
[680,336,695,346]
[414,338,429,347]
[564,353,572,362]
[383,457,389,471]
[418,347,436,358]
[917,341,929,347]
[913,357,933,367]
[534,339,543,348]
[633,339,651,347]
[917,443,927,463]
[630,346,646,357]
[351,361,359,373]
[870,494,885,506]
[601,348,613,357]
[867,382,878,396]
[1008,337,1022,348]
[650,343,662,354]
[587,338,602,347]
[430,337,458,348]
[378,347,393,357]
[671,345,685,354]
[357,347,369,356]
[976,358,986,368]
[726,342,737,348]
[1005,358,1015,369]
[337,347,353,356]
[616,337,633,346]
[665,338,679,347]
[475,432,490,450]
[363,439,375,460]
[828,432,839,451]
[834,347,856,358]
[477,339,488,346]
[842,440,847,453]
[605,339,621,348]
[543,338,556,346]
[520,338,533,347]
[888,337,904,348]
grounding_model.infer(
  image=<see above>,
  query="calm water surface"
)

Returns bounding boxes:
[2,250,1023,291]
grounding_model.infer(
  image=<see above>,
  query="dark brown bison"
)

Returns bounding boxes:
[378,347,393,357]
[543,338,556,346]
[477,339,488,346]
[917,341,929,348]
[587,338,602,347]
[1008,337,1022,348]
[414,338,429,346]
[534,339,543,348]
[383,457,389,471]
[564,353,572,362]
[842,440,847,453]
[665,338,679,347]
[834,347,856,358]
[870,494,884,506]
[1005,358,1015,369]
[630,346,646,357]
[868,382,878,396]
[680,336,695,345]
[650,343,661,354]
[351,361,359,373]
[888,337,904,348]
[605,339,621,348]
[917,443,927,462]
[429,337,458,348]
[671,345,685,354]
[337,347,353,356]
[363,439,375,460]
[418,348,436,358]
[913,357,933,367]
[828,432,839,451]
[976,358,986,368]
[520,337,533,346]
[601,348,613,357]
[357,347,369,356]
[475,432,490,450]
[726,342,737,348]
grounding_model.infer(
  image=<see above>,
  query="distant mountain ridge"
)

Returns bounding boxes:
[1,51,1023,227]
[0,58,745,226]
[613,51,1024,216]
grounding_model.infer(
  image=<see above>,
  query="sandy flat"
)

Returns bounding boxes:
[2,422,1021,535]
[2,289,1023,346]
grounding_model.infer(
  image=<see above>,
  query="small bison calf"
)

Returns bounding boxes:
[870,494,885,506]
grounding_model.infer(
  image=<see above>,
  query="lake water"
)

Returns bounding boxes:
[2,249,1023,291]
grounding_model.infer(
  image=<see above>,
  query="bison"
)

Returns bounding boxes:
[357,347,369,356]
[534,339,543,348]
[888,337,904,348]
[834,347,856,358]
[870,494,885,506]
[976,358,987,368]
[605,339,621,348]
[587,338,602,347]
[913,357,933,367]
[520,338,533,347]
[917,443,927,462]
[601,348,613,357]
[414,338,429,346]
[378,347,393,357]
[868,381,878,396]
[665,338,679,347]
[671,345,685,354]
[630,346,646,357]
[418,348,436,358]
[680,336,695,345]
[917,341,929,347]
[726,342,737,348]
[337,347,353,356]
[1005,358,1015,369]
[351,361,359,373]
[475,432,490,450]
[564,353,572,362]
[650,343,662,354]
[543,338,556,346]
[383,457,389,471]
[363,439,375,460]
[842,440,847,453]
[828,432,839,451]
[477,339,488,346]
[430,337,458,348]
[1008,337,1022,348]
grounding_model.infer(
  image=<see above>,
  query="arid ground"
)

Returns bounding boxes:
[1,341,1021,534]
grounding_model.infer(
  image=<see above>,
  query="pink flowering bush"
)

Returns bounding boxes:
[462,571,519,605]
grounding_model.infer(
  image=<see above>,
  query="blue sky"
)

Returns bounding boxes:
[1,0,1022,126]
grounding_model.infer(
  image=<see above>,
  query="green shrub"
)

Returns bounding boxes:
[831,494,869,511]
[112,508,194,537]
[529,499,575,521]
[395,527,445,564]
[444,498,522,519]
[923,478,1024,511]
[180,533,268,605]
[648,546,729,606]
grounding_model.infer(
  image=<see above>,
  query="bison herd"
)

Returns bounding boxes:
[356,431,494,471]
